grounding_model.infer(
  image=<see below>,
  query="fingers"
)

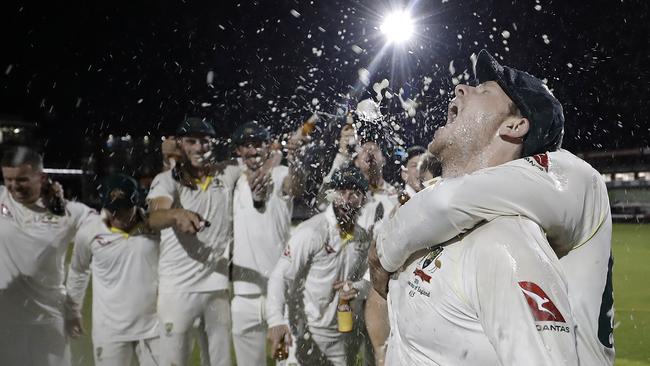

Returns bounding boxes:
[332,280,344,290]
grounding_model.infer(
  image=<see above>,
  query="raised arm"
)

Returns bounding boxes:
[376,152,608,274]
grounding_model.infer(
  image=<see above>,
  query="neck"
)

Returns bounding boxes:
[108,210,140,232]
[441,143,521,178]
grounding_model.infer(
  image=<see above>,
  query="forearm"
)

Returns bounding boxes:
[266,267,291,327]
[65,267,90,319]
[146,209,179,231]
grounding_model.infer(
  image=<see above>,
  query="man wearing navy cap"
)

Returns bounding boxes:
[229,121,307,365]
[369,50,613,365]
[146,117,242,366]
[66,174,160,366]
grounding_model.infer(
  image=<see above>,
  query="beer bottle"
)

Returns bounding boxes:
[273,338,289,360]
[398,190,411,206]
[337,283,353,333]
[301,113,319,136]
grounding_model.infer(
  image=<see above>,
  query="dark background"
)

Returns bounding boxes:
[1,0,648,167]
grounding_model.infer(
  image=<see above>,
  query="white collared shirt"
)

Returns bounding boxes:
[0,186,93,324]
[266,205,371,330]
[66,214,159,342]
[147,165,240,292]
[232,165,293,295]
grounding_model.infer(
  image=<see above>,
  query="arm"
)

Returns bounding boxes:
[376,165,569,273]
[266,227,321,356]
[64,230,93,337]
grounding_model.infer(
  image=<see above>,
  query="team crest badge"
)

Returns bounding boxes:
[413,247,443,283]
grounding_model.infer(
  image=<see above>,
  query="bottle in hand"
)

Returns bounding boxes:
[337,283,354,333]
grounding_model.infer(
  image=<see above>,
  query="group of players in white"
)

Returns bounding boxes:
[0,49,615,366]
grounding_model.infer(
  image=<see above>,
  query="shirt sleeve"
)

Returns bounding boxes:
[65,227,94,320]
[376,163,573,273]
[147,171,176,202]
[464,217,578,366]
[265,225,323,327]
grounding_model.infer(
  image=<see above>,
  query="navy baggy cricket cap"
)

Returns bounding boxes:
[99,174,140,211]
[475,50,564,157]
[231,121,270,145]
[175,117,217,137]
[330,165,369,193]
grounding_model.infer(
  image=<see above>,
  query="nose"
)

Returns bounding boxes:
[454,84,470,97]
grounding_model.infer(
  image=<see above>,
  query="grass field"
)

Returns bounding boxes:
[69,223,650,365]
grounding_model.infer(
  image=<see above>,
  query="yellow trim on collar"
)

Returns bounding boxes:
[340,231,354,242]
[109,227,130,239]
[195,176,213,191]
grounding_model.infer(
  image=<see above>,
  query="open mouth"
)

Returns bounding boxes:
[447,102,459,124]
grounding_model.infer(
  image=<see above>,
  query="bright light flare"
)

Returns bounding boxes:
[380,11,414,43]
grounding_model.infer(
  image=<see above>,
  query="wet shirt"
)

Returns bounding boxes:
[0,186,93,324]
[266,205,371,330]
[386,217,578,366]
[377,149,613,365]
[147,166,240,292]
[66,214,159,342]
[232,165,293,295]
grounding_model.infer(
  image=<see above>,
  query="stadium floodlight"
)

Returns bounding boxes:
[380,10,414,44]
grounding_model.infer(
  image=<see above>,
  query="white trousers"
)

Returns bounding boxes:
[158,290,232,366]
[0,319,70,366]
[93,337,159,366]
[231,294,267,366]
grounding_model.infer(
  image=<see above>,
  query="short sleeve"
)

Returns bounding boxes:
[147,171,176,202]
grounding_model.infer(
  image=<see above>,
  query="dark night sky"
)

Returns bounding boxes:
[1,0,648,166]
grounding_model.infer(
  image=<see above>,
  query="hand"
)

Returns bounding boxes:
[368,240,392,299]
[65,317,84,338]
[247,169,272,203]
[267,324,292,358]
[172,209,205,235]
[338,124,356,155]
[333,280,358,301]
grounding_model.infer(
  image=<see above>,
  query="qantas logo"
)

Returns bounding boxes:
[524,153,550,172]
[518,281,565,322]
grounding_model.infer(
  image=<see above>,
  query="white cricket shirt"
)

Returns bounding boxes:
[266,205,371,330]
[386,217,578,366]
[356,181,398,231]
[66,213,159,342]
[0,186,93,324]
[147,166,240,292]
[232,165,293,295]
[377,149,614,365]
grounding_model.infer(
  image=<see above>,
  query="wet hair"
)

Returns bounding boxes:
[1,146,44,171]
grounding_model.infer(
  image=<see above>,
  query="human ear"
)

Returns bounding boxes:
[498,117,529,141]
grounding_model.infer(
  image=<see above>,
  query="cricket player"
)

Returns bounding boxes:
[370,50,592,365]
[399,146,428,198]
[146,117,242,366]
[372,50,614,365]
[266,165,372,366]
[0,146,93,366]
[230,121,306,365]
[66,174,160,366]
